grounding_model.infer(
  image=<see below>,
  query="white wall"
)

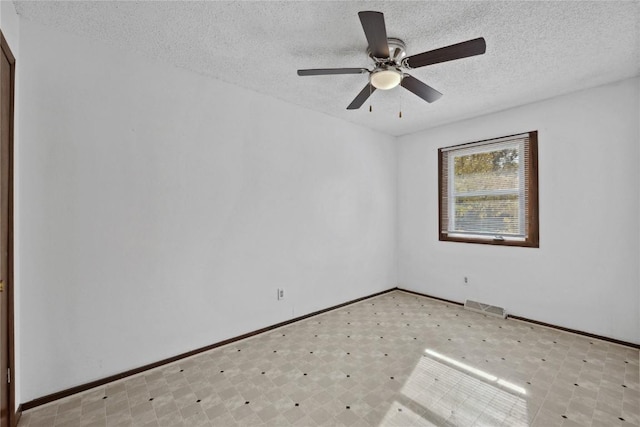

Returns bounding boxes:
[17,20,397,402]
[1,1,19,50]
[398,77,640,344]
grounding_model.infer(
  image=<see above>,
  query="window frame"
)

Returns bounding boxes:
[438,131,539,248]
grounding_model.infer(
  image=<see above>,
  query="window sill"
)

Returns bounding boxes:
[440,234,539,248]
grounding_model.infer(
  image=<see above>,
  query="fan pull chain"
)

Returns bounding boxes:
[369,83,373,112]
[399,90,402,118]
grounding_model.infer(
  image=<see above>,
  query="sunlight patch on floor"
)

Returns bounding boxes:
[398,350,529,426]
[426,349,527,395]
[380,401,439,427]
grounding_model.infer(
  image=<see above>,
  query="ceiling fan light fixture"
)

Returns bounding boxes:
[370,69,402,90]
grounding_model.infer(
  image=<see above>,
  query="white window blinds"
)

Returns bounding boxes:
[440,133,533,241]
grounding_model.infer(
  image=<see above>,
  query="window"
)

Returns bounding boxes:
[438,131,539,247]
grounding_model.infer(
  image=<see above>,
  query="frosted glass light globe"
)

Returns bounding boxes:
[370,69,402,90]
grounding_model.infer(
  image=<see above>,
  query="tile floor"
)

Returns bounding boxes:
[18,290,640,427]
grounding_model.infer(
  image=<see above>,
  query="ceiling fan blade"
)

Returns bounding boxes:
[358,11,390,59]
[401,75,443,103]
[404,37,486,69]
[347,84,376,110]
[297,68,368,76]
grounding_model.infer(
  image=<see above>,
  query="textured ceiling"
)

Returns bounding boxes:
[13,1,640,137]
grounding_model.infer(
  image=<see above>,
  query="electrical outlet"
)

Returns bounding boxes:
[277,288,285,300]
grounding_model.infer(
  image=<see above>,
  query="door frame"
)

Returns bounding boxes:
[0,29,16,427]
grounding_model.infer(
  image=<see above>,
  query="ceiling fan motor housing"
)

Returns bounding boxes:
[367,37,407,62]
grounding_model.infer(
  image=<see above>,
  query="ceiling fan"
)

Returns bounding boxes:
[297,11,486,110]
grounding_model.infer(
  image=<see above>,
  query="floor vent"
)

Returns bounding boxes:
[464,299,507,319]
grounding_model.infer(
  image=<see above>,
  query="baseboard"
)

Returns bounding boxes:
[397,288,464,307]
[397,287,640,349]
[507,314,640,349]
[14,404,22,427]
[21,287,396,411]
